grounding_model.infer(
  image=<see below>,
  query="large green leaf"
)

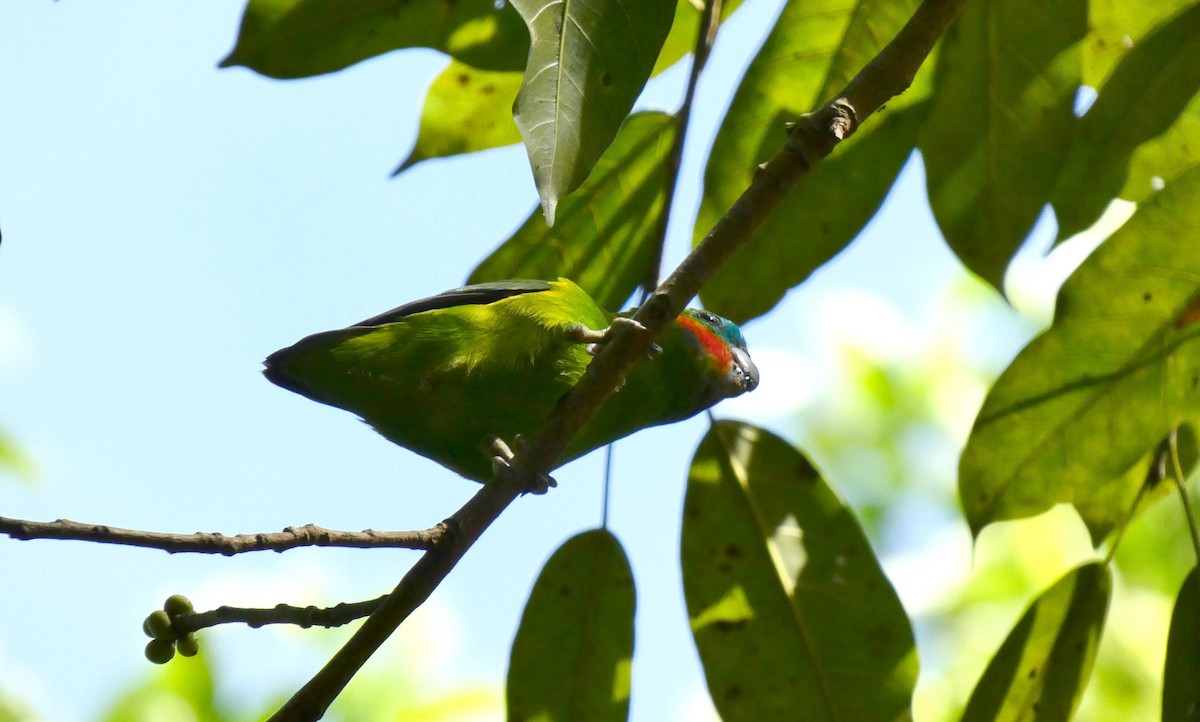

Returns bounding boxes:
[469,112,675,311]
[221,0,529,79]
[507,529,635,722]
[683,421,917,721]
[510,0,674,225]
[1163,565,1200,722]
[961,562,1111,722]
[920,0,1085,291]
[1051,3,1200,243]
[695,0,927,324]
[1123,97,1200,204]
[959,163,1200,537]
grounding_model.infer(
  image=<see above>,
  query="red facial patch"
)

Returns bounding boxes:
[677,314,732,372]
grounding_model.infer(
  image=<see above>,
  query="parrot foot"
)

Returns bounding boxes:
[489,435,557,494]
[567,318,662,359]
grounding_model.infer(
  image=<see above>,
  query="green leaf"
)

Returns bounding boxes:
[1123,97,1200,204]
[510,0,674,225]
[396,63,525,172]
[396,0,743,173]
[507,529,635,722]
[102,655,222,722]
[920,0,1086,291]
[959,163,1200,536]
[221,0,529,79]
[1051,3,1200,243]
[683,421,917,721]
[469,112,675,311]
[1077,425,1198,546]
[961,562,1111,722]
[1163,566,1200,722]
[695,0,928,324]
[1083,0,1196,87]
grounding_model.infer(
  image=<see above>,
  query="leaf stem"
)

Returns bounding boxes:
[641,0,724,301]
[1170,429,1200,567]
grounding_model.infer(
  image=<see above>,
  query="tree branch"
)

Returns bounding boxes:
[271,0,965,718]
[176,596,388,634]
[0,516,443,554]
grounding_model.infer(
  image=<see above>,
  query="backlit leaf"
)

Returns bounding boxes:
[1163,566,1200,722]
[961,562,1110,722]
[683,421,917,721]
[920,0,1085,291]
[960,164,1200,536]
[221,0,529,79]
[1051,3,1200,243]
[507,529,635,722]
[696,0,928,324]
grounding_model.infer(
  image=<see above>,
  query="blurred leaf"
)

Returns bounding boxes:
[695,0,928,324]
[683,421,917,721]
[221,0,530,79]
[1163,566,1200,722]
[469,112,675,311]
[510,0,674,225]
[397,63,525,172]
[961,562,1111,722]
[507,529,635,722]
[1083,0,1195,87]
[920,0,1085,291]
[102,654,225,722]
[1051,3,1200,243]
[959,164,1200,537]
[1079,425,1198,546]
[0,429,35,485]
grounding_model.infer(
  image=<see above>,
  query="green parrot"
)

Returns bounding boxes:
[264,278,758,483]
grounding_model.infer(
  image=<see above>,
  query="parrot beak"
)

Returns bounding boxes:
[731,346,760,395]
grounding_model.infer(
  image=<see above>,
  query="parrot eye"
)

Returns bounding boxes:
[698,311,719,326]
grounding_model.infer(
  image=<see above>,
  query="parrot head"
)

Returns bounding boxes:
[675,309,760,403]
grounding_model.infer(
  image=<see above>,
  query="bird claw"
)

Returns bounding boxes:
[567,317,662,359]
[489,435,557,494]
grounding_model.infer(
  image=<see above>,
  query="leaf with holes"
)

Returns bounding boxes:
[683,421,917,721]
[695,0,929,324]
[507,529,635,722]
[221,0,530,79]
[961,562,1110,722]
[469,112,674,311]
[920,0,1085,290]
[510,0,674,225]
[960,164,1200,537]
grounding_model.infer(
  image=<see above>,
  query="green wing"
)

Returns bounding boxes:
[265,278,607,481]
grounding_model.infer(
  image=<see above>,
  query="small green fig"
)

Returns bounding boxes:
[176,633,200,658]
[144,639,175,664]
[144,610,174,641]
[164,594,194,616]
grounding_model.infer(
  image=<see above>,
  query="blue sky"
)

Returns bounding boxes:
[0,1,1095,719]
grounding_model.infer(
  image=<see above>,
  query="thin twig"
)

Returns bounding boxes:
[641,0,724,300]
[176,596,388,634]
[272,0,964,718]
[0,517,443,554]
